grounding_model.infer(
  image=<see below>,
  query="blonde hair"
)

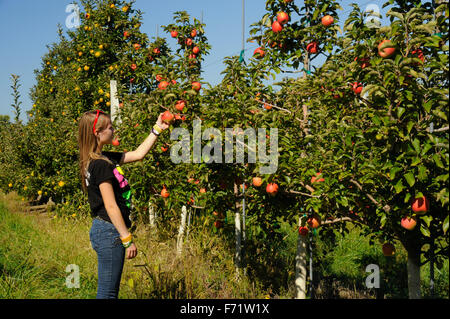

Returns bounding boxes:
[78,110,113,192]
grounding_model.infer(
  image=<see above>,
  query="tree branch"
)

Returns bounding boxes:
[349,178,391,213]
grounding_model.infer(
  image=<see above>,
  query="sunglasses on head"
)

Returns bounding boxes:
[92,109,105,134]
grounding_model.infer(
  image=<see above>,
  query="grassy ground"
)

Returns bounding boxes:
[1,191,448,299]
[0,191,261,299]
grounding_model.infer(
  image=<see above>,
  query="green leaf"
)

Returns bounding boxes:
[422,215,433,227]
[412,138,421,154]
[417,165,427,181]
[394,179,405,194]
[397,107,406,118]
[404,192,411,203]
[420,224,430,237]
[423,100,433,113]
[407,121,415,133]
[433,154,445,168]
[404,172,415,187]
[443,215,449,234]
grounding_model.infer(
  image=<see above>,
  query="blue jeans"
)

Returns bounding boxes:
[89,217,125,299]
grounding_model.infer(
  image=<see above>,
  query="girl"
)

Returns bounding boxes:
[78,109,169,299]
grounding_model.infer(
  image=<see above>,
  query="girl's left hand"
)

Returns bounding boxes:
[156,113,170,131]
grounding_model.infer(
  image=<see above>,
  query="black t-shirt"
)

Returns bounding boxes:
[85,151,132,228]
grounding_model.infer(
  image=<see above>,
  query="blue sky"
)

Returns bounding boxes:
[0,0,389,123]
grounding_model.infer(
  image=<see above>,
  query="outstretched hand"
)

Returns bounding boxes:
[156,113,170,131]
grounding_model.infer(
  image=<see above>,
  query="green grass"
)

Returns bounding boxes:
[0,198,98,298]
[1,191,448,299]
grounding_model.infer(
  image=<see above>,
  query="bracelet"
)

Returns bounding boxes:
[123,240,133,248]
[153,124,163,134]
[151,128,160,136]
[121,234,132,243]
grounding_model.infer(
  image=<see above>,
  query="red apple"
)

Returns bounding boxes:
[306,42,318,54]
[133,43,141,50]
[401,216,417,230]
[307,214,321,229]
[277,12,289,25]
[411,49,425,62]
[130,63,137,71]
[352,82,363,95]
[185,38,193,46]
[112,138,120,146]
[191,29,197,37]
[266,183,279,196]
[158,81,169,90]
[382,243,396,256]
[378,40,396,58]
[192,81,201,91]
[192,46,200,54]
[170,30,178,38]
[321,15,334,27]
[175,100,186,111]
[123,31,130,38]
[272,20,283,33]
[298,226,309,236]
[253,47,265,59]
[161,187,169,198]
[155,74,163,82]
[214,220,224,229]
[153,48,160,55]
[161,110,174,124]
[311,172,325,184]
[252,177,262,187]
[411,195,429,215]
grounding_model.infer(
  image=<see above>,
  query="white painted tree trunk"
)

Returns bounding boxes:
[109,80,121,125]
[148,203,157,229]
[295,216,307,299]
[235,210,242,279]
[176,205,188,256]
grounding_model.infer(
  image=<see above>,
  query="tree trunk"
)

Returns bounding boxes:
[295,216,308,299]
[148,203,157,229]
[234,182,242,279]
[176,205,188,256]
[403,230,422,299]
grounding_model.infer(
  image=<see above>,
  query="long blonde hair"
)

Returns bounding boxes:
[78,110,113,192]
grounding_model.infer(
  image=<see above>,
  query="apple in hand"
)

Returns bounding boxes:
[161,111,174,124]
